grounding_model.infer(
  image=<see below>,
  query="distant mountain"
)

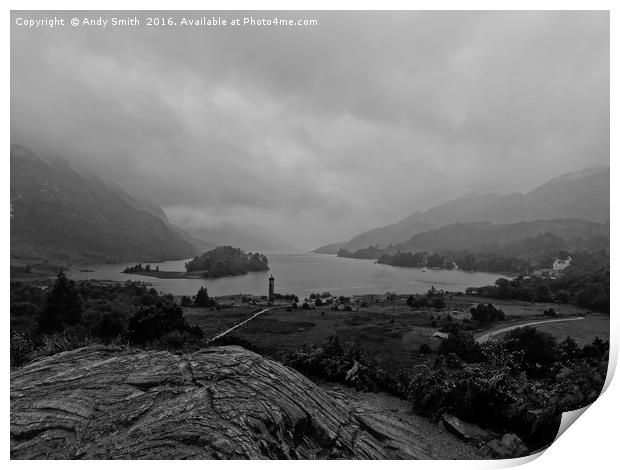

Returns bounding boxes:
[314,166,609,253]
[314,219,436,254]
[185,223,297,254]
[170,224,215,253]
[110,183,170,223]
[314,242,347,255]
[394,219,609,254]
[108,185,216,253]
[10,145,197,264]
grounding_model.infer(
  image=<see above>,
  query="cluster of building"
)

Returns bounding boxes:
[533,256,572,277]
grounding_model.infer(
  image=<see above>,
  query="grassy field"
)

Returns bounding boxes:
[183,296,606,373]
[447,295,590,318]
[183,305,261,339]
[530,314,609,345]
[191,306,441,372]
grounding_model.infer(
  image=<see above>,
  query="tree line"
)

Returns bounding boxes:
[9,273,226,367]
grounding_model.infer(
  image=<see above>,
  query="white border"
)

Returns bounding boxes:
[3,1,616,468]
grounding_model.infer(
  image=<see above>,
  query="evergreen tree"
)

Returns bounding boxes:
[39,271,83,333]
[129,297,191,344]
[194,286,213,307]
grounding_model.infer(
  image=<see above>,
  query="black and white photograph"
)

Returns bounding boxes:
[8,6,612,462]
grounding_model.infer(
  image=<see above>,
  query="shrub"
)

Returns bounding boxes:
[90,312,127,341]
[407,295,428,309]
[35,326,98,360]
[406,363,562,448]
[286,335,394,393]
[438,331,482,362]
[553,290,573,304]
[581,337,609,360]
[129,297,197,344]
[535,283,553,302]
[155,329,203,350]
[10,301,41,333]
[10,331,36,367]
[503,327,557,377]
[11,301,41,318]
[481,339,525,373]
[470,303,505,324]
[558,336,580,364]
[139,288,160,306]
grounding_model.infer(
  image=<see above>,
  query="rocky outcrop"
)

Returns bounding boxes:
[481,434,530,459]
[441,414,499,444]
[10,345,478,460]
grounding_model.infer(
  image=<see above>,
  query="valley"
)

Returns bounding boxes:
[9,150,610,461]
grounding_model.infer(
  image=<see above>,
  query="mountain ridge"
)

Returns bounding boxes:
[394,218,609,254]
[314,166,609,253]
[10,145,198,264]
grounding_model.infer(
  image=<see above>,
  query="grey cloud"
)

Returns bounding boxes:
[11,11,609,249]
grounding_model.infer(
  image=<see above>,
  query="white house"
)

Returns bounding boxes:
[552,256,572,272]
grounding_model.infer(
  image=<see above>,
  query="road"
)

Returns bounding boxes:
[475,316,586,343]
[206,307,272,343]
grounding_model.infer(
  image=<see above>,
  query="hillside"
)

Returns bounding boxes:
[315,166,609,253]
[10,145,197,264]
[395,219,609,254]
[367,219,609,275]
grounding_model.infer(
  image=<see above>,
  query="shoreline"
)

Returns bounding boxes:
[122,269,269,280]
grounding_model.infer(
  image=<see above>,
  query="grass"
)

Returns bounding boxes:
[183,295,606,374]
[448,295,590,318]
[183,305,260,339]
[201,306,440,373]
[530,314,609,346]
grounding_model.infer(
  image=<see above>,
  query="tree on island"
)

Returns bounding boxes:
[185,246,269,278]
[123,263,149,274]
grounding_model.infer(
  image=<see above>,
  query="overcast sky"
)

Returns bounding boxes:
[11,11,609,250]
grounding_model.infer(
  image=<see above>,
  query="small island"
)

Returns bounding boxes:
[122,263,160,274]
[185,246,269,278]
[121,246,269,279]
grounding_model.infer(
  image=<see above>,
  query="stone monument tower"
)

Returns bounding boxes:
[268,274,275,303]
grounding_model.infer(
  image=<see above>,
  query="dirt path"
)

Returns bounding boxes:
[322,381,483,459]
[476,316,586,343]
[206,307,272,343]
